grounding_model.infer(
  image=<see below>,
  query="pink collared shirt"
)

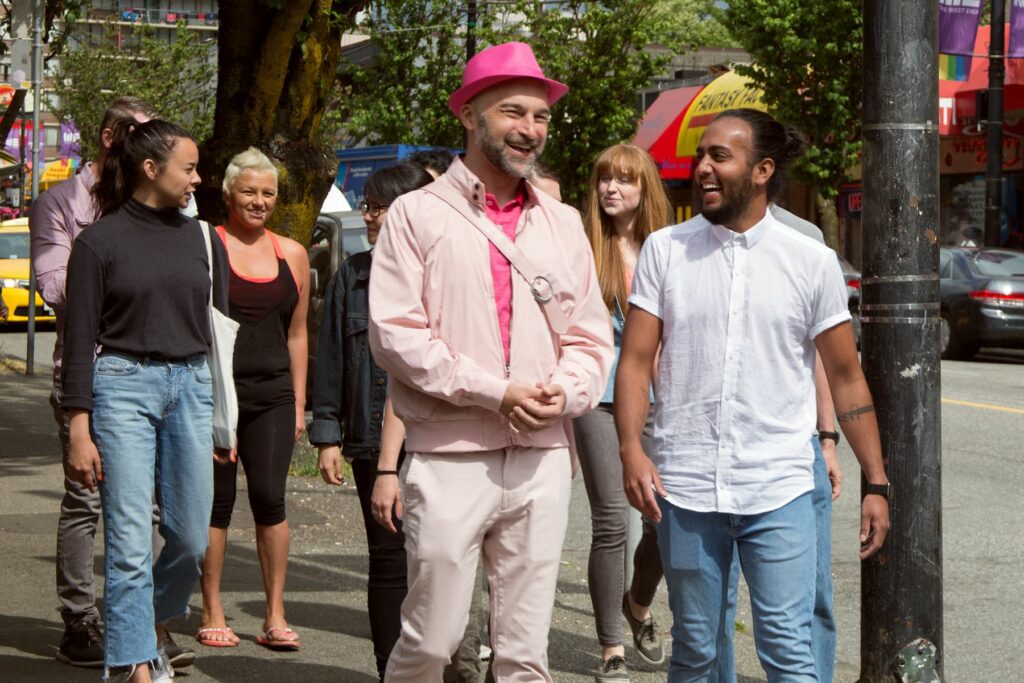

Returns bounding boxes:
[484,187,526,364]
[29,163,99,379]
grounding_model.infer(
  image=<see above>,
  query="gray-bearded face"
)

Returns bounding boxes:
[475,111,545,179]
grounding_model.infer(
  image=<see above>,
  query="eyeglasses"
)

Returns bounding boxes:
[358,201,388,218]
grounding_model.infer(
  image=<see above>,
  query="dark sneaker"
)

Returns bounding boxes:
[159,629,195,669]
[56,619,104,668]
[595,655,630,682]
[622,593,666,665]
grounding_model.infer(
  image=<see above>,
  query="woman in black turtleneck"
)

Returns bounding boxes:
[61,119,229,683]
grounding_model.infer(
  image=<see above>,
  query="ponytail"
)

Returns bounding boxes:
[93,119,193,216]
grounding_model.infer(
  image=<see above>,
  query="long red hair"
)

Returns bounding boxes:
[583,144,672,310]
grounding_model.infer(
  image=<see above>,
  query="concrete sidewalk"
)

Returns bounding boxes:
[0,341,845,683]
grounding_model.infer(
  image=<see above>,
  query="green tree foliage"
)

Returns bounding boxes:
[334,0,670,207]
[719,0,862,244]
[0,0,88,61]
[497,1,671,206]
[652,0,734,52]
[330,0,468,149]
[48,21,216,160]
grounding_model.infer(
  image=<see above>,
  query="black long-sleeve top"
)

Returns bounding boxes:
[60,199,229,411]
[308,250,389,459]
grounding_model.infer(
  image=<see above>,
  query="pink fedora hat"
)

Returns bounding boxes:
[448,42,569,116]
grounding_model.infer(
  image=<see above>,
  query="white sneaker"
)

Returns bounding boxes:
[151,650,175,681]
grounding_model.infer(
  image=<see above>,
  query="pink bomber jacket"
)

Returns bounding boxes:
[368,157,614,454]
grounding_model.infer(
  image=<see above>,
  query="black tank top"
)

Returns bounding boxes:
[217,227,299,413]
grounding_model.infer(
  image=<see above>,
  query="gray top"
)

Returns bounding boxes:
[770,204,825,245]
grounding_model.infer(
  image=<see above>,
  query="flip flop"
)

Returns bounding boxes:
[196,626,239,648]
[256,626,301,651]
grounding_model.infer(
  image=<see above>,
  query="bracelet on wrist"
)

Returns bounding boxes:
[375,470,399,477]
[818,430,840,445]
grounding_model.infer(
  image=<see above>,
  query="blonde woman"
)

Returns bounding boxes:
[197,147,310,650]
[577,144,671,681]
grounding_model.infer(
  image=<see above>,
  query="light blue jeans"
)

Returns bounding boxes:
[91,352,214,671]
[657,492,818,682]
[716,437,835,682]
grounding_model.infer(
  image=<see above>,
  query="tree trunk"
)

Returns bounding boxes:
[196,0,367,245]
[814,189,840,251]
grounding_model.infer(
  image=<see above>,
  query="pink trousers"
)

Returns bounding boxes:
[384,446,572,683]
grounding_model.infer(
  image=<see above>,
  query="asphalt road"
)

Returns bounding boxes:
[1,328,1022,681]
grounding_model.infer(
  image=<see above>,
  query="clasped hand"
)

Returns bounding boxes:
[501,382,566,432]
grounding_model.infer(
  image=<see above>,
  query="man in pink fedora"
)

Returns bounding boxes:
[368,42,614,681]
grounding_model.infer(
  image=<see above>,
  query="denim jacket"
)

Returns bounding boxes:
[308,250,388,459]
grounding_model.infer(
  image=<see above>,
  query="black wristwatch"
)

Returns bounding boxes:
[863,482,891,499]
[818,430,840,446]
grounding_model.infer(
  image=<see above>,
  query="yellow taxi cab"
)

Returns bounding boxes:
[0,217,56,323]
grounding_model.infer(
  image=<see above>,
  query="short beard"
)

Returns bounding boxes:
[699,167,756,228]
[475,113,542,179]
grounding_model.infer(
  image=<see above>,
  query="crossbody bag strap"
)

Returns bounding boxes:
[421,183,570,334]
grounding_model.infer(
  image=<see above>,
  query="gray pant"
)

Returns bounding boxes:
[574,404,663,647]
[51,379,163,627]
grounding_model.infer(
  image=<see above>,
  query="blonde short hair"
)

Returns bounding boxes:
[222,146,279,194]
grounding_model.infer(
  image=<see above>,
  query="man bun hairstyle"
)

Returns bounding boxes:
[716,108,808,202]
[93,118,193,216]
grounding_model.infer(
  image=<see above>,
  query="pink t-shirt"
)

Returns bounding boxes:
[484,188,526,364]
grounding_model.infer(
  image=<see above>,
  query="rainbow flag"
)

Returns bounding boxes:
[939,52,971,81]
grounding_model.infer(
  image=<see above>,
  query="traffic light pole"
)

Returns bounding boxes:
[860,1,943,679]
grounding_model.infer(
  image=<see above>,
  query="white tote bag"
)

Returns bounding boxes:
[200,221,240,450]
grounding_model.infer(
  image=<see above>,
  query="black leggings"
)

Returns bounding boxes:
[210,403,295,528]
[351,456,408,681]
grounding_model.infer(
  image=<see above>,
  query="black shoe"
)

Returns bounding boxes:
[56,620,105,668]
[595,655,630,682]
[159,629,195,669]
[622,592,666,665]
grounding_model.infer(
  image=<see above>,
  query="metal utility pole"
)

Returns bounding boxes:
[462,1,477,148]
[984,0,1006,247]
[860,1,943,681]
[25,0,44,375]
[466,1,477,62]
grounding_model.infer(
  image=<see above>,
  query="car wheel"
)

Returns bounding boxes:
[940,311,978,360]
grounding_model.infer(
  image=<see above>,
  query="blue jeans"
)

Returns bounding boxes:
[716,437,835,682]
[657,492,818,682]
[91,353,214,671]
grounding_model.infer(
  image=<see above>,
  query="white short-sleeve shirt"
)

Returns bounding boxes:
[628,210,851,515]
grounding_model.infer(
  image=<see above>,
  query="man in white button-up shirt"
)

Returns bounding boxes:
[615,109,889,682]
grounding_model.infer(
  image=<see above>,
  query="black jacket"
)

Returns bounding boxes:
[308,250,388,459]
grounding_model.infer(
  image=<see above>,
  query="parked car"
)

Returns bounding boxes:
[0,218,56,323]
[837,254,861,346]
[305,209,370,404]
[939,247,1024,359]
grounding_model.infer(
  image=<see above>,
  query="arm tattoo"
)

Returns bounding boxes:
[837,404,875,423]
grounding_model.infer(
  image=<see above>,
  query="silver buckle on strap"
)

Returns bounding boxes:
[531,275,554,303]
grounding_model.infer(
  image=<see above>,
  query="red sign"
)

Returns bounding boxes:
[0,84,15,108]
[847,191,862,214]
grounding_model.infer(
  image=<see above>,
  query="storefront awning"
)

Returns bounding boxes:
[634,85,703,180]
[676,71,767,160]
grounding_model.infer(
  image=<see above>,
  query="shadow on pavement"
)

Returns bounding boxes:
[193,656,377,682]
[236,600,372,640]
